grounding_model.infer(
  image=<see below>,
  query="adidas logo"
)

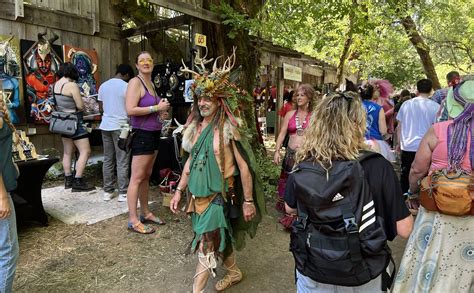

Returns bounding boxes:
[332,193,344,202]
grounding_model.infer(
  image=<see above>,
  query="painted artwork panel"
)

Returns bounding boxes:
[63,45,100,120]
[21,34,63,123]
[0,35,25,124]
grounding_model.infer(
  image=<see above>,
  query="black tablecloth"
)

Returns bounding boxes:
[12,158,59,225]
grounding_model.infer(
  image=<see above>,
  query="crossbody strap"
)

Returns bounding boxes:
[51,83,57,105]
[136,75,159,104]
[134,76,157,129]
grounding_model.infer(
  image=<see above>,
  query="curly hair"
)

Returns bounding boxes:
[295,92,368,169]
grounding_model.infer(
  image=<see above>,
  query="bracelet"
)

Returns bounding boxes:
[243,199,254,203]
[243,201,255,205]
[176,186,184,192]
[404,190,418,200]
[149,106,154,113]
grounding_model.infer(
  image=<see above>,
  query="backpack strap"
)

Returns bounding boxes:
[381,255,396,291]
[51,83,57,106]
[295,199,309,230]
[340,203,371,283]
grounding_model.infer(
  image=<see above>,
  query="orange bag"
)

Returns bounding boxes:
[419,170,474,216]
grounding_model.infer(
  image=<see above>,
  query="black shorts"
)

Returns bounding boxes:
[131,129,161,156]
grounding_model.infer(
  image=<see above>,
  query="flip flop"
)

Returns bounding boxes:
[127,221,155,234]
[140,213,166,225]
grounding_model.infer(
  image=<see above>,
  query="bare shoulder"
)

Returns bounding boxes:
[285,110,296,119]
[62,81,80,95]
[127,77,141,88]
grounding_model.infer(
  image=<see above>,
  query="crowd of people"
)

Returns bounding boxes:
[1,43,472,293]
[273,72,473,292]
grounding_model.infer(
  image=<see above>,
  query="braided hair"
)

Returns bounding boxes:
[0,97,20,145]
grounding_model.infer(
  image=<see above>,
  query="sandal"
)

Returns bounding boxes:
[140,213,166,225]
[127,221,155,234]
[215,262,242,291]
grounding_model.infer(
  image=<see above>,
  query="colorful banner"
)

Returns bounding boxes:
[63,45,100,120]
[21,34,63,123]
[0,35,24,124]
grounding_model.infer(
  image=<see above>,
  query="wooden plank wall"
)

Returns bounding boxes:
[0,0,125,152]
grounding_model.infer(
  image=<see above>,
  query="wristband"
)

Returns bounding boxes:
[149,106,154,113]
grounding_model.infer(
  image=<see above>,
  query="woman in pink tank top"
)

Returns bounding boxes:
[273,84,316,228]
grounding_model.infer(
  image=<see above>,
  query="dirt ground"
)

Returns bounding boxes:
[14,191,296,293]
[13,136,407,293]
[14,192,407,293]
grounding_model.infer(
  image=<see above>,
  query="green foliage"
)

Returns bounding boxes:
[211,1,261,39]
[352,26,425,87]
[255,151,280,199]
[256,0,473,87]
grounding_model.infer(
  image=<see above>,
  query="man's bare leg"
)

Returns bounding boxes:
[193,245,217,293]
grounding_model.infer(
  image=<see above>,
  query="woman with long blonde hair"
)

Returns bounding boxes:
[0,97,19,292]
[284,92,413,292]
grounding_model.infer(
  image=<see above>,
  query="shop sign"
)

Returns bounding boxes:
[283,63,302,82]
[194,33,207,47]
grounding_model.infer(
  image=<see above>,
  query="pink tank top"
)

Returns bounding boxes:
[430,121,471,172]
[287,111,311,135]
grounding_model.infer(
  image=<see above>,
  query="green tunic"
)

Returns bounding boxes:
[184,119,267,254]
[188,124,229,253]
[188,124,228,196]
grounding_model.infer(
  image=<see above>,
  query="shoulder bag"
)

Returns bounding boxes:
[419,169,474,216]
[49,87,80,136]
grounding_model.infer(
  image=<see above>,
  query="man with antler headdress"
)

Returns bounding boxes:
[169,48,265,292]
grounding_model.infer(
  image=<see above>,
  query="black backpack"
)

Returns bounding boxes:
[289,152,394,289]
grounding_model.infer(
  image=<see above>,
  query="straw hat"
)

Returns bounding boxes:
[446,80,474,118]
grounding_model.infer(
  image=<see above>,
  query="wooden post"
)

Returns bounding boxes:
[276,66,284,140]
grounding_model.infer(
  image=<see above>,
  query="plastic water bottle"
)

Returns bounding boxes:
[120,124,130,139]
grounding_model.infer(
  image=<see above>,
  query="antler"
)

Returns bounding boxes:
[212,55,223,73]
[179,59,199,77]
[194,47,213,73]
[220,47,236,75]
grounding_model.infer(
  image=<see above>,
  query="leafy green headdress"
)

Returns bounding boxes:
[180,47,248,127]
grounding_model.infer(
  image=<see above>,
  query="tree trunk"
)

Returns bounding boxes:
[401,15,441,89]
[336,29,353,87]
[336,0,358,87]
[202,0,265,152]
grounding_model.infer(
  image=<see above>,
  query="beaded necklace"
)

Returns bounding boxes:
[295,110,309,136]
